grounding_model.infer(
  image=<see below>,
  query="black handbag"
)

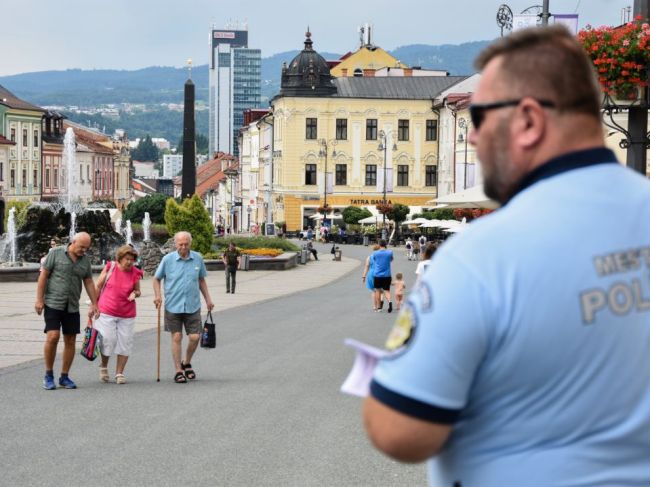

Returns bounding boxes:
[201,311,216,349]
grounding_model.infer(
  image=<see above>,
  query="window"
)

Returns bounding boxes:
[365,164,377,186]
[80,164,83,183]
[22,169,26,187]
[425,165,438,187]
[33,169,38,188]
[10,128,15,142]
[305,164,317,185]
[45,168,50,188]
[23,129,28,147]
[34,130,39,147]
[0,162,3,181]
[305,118,317,140]
[87,165,90,182]
[397,165,409,186]
[53,169,58,188]
[366,119,377,140]
[335,164,347,185]
[10,169,15,188]
[426,120,438,141]
[335,119,347,140]
[398,120,409,141]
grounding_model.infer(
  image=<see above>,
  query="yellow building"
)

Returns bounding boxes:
[270,32,467,231]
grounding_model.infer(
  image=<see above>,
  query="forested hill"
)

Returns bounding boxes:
[0,41,490,145]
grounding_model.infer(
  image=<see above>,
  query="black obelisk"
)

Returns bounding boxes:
[182,65,196,200]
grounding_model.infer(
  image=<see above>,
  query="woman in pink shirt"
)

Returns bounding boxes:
[94,245,143,384]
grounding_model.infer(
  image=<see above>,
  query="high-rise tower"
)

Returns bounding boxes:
[208,25,261,157]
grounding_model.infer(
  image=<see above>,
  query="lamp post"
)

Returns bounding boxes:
[318,138,337,225]
[223,166,238,234]
[458,118,469,189]
[378,130,397,241]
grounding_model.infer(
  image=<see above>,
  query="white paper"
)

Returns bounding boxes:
[340,338,391,397]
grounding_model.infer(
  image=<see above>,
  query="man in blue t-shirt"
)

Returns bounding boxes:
[372,240,394,313]
[362,27,650,486]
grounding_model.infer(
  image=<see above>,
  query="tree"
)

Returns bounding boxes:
[342,205,372,225]
[123,193,169,224]
[164,194,213,255]
[176,132,209,155]
[386,203,410,243]
[131,134,159,162]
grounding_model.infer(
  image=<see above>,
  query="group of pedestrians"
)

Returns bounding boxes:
[35,230,217,388]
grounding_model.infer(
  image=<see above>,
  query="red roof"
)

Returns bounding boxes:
[0,84,45,112]
[0,134,15,145]
[195,154,238,197]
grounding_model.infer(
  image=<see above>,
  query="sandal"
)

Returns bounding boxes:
[99,367,110,383]
[115,374,127,385]
[181,362,196,380]
[174,371,187,383]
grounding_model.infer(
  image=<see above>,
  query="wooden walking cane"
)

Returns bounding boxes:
[156,304,161,382]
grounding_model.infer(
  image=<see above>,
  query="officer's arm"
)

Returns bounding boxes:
[363,395,452,463]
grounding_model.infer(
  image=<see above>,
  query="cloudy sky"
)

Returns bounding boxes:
[0,0,634,76]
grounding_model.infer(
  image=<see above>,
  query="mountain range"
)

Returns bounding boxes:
[0,41,491,144]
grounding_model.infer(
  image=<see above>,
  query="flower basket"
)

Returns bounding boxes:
[578,17,650,103]
[317,204,331,214]
[376,202,393,215]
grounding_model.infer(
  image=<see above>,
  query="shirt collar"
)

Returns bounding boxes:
[175,251,193,261]
[512,147,617,203]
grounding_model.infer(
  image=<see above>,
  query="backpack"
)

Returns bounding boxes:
[406,241,412,250]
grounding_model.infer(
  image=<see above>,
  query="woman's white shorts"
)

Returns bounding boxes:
[94,314,136,357]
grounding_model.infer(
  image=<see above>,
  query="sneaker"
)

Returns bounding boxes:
[58,375,77,389]
[43,375,56,390]
[378,301,384,310]
[388,302,393,313]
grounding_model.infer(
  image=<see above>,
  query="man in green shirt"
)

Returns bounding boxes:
[35,232,99,390]
[222,242,241,294]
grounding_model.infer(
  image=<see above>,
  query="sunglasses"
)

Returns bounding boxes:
[469,99,556,129]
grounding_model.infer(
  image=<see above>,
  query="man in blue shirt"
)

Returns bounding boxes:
[372,240,394,313]
[363,26,650,486]
[153,231,214,383]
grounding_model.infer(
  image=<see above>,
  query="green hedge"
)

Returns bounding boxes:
[213,236,300,252]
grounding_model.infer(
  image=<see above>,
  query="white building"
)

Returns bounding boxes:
[208,25,261,157]
[163,154,183,178]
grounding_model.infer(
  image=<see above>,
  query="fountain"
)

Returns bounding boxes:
[62,128,81,212]
[69,212,77,242]
[114,217,122,234]
[143,212,151,242]
[125,220,133,246]
[7,207,16,263]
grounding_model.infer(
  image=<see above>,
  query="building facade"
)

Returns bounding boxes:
[269,33,466,231]
[208,27,261,157]
[163,154,183,178]
[40,111,65,202]
[0,85,45,203]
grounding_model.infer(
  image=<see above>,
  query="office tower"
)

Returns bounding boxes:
[208,26,261,157]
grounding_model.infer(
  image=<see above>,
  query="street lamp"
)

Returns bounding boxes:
[223,166,238,234]
[378,130,397,240]
[458,117,469,190]
[318,138,337,224]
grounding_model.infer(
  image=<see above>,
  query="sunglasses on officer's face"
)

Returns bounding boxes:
[469,99,556,129]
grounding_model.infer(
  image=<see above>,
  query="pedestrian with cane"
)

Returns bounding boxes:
[153,231,214,383]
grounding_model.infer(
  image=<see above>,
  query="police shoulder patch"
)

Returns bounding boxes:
[385,304,418,352]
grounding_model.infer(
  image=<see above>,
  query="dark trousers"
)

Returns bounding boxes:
[226,267,237,292]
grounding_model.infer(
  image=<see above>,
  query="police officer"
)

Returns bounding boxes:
[363,26,650,486]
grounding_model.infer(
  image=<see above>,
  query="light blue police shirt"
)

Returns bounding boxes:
[372,149,650,486]
[154,250,207,314]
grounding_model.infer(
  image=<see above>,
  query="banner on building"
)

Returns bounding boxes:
[553,14,579,35]
[376,167,393,194]
[512,14,538,31]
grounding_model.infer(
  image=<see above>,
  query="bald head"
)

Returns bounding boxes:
[69,232,91,258]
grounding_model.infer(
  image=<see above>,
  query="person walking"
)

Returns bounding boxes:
[35,232,99,390]
[222,241,241,294]
[371,240,394,313]
[93,245,144,384]
[417,234,427,259]
[153,231,214,383]
[414,242,437,285]
[363,26,650,486]
[362,245,381,312]
[404,237,414,261]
